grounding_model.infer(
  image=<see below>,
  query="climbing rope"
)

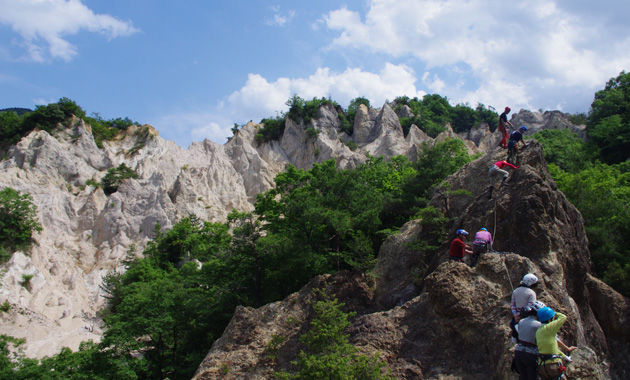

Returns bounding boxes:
[492,199,497,250]
[502,255,514,291]
[492,196,514,291]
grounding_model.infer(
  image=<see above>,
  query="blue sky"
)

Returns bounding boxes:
[1,0,629,148]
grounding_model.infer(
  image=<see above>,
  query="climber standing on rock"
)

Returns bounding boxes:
[448,229,473,263]
[535,306,578,379]
[498,107,514,148]
[470,227,492,267]
[513,305,542,380]
[507,126,528,164]
[488,160,519,199]
[510,273,539,341]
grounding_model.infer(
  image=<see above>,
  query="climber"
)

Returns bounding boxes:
[488,160,519,199]
[513,305,542,380]
[509,273,538,341]
[535,306,578,379]
[448,229,473,263]
[470,227,492,267]
[507,125,528,164]
[498,106,514,148]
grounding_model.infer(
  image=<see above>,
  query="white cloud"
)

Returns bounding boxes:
[154,111,233,148]
[266,6,296,27]
[0,0,138,61]
[322,0,630,112]
[226,63,425,118]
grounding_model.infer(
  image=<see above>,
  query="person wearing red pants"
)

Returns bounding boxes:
[498,106,514,148]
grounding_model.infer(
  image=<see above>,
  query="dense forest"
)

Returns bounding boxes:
[0,71,628,379]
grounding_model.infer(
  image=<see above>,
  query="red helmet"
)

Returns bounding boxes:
[505,106,511,112]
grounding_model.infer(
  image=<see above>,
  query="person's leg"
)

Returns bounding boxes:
[470,251,479,267]
[498,168,509,186]
[499,126,508,147]
[523,352,538,380]
[514,351,529,380]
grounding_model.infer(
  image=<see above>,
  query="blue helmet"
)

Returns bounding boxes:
[456,229,469,236]
[480,227,488,231]
[520,125,528,132]
[537,306,556,323]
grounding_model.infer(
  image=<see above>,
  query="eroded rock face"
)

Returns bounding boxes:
[510,109,586,138]
[192,141,628,379]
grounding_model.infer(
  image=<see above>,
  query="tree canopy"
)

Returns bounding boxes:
[587,71,630,164]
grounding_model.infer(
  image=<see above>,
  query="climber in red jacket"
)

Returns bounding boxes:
[449,229,473,263]
[488,160,519,199]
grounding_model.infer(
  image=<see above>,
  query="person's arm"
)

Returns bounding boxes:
[558,339,578,353]
[510,295,519,317]
[503,161,519,170]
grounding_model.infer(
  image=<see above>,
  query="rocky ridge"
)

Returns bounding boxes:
[192,142,629,379]
[0,104,595,364]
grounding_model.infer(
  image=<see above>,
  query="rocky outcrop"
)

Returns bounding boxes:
[193,141,628,379]
[510,109,586,138]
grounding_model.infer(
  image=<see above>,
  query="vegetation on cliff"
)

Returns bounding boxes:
[253,93,497,142]
[0,187,41,264]
[0,98,137,149]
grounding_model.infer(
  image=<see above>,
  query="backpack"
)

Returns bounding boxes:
[472,240,488,254]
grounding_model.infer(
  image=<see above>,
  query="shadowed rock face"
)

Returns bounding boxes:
[193,142,628,380]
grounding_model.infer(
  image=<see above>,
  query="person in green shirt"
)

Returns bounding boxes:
[535,306,577,379]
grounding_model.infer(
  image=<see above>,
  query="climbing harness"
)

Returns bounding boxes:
[537,354,566,379]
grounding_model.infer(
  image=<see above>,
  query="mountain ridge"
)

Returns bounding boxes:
[0,104,602,366]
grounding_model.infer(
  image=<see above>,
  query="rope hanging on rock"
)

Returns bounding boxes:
[493,197,514,291]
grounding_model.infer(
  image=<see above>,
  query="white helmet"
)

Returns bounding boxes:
[532,300,546,311]
[522,273,538,287]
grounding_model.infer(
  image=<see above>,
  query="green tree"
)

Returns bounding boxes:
[551,161,630,296]
[530,129,590,173]
[149,216,231,265]
[474,103,498,131]
[0,188,42,262]
[257,116,286,143]
[286,96,336,124]
[278,293,390,380]
[255,157,414,290]
[587,71,630,164]
[101,163,139,195]
[57,97,86,119]
[450,104,477,133]
[386,138,472,223]
[21,103,65,133]
[102,217,235,379]
[0,335,140,380]
[0,110,25,144]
